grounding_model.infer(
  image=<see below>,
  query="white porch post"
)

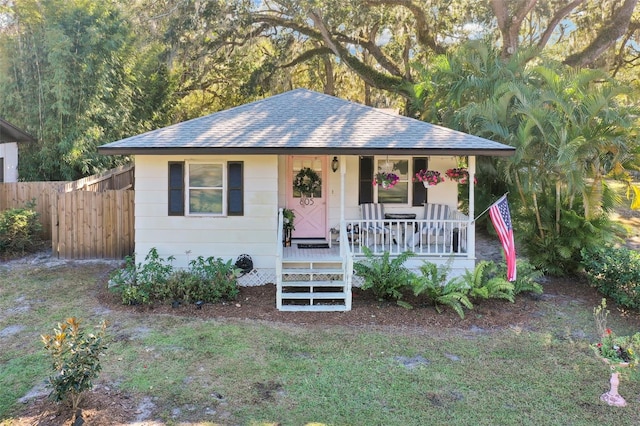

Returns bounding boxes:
[468,156,476,260]
[339,155,345,257]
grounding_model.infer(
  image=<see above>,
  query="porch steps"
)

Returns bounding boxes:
[278,259,350,312]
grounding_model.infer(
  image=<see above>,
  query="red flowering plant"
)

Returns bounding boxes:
[414,169,444,186]
[373,172,400,189]
[445,167,477,184]
[592,299,640,370]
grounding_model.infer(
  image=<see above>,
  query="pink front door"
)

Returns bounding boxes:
[287,156,327,239]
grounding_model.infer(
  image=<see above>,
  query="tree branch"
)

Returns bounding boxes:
[308,9,409,97]
[536,0,585,51]
[565,0,639,67]
[490,0,537,57]
[364,0,445,54]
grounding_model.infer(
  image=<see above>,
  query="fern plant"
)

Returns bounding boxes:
[353,247,415,304]
[410,261,473,319]
[454,260,515,303]
[504,259,544,296]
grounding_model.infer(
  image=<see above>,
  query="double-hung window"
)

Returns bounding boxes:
[188,162,225,215]
[375,157,410,205]
[169,161,243,216]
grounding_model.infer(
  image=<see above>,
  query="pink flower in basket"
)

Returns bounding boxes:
[414,169,444,186]
[373,172,400,189]
[445,167,477,184]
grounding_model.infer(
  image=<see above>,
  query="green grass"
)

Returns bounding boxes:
[2,262,640,425]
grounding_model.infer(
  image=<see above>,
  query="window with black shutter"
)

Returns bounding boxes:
[413,157,427,206]
[168,162,184,215]
[227,161,244,216]
[168,161,244,216]
[359,156,373,204]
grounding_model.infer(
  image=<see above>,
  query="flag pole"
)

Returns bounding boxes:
[473,192,509,223]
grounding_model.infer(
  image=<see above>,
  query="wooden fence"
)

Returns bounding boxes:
[52,190,134,259]
[0,182,66,237]
[0,165,135,259]
[62,164,134,192]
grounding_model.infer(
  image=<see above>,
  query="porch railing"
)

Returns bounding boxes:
[342,213,469,256]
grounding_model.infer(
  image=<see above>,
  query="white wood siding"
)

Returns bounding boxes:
[135,155,278,269]
[0,143,18,183]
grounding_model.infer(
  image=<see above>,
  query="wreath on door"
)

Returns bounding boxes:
[293,167,321,196]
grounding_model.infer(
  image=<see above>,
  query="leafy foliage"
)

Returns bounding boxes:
[0,0,174,180]
[581,245,640,310]
[0,203,42,255]
[454,260,515,303]
[502,259,544,296]
[410,262,473,319]
[353,247,415,303]
[41,317,108,412]
[108,248,241,305]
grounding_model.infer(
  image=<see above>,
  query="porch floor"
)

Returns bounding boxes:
[283,240,341,261]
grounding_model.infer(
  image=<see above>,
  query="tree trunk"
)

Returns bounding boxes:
[564,0,639,67]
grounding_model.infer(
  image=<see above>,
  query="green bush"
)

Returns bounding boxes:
[454,260,515,303]
[108,248,240,305]
[0,204,42,255]
[353,248,416,304]
[41,317,108,413]
[503,259,544,296]
[581,245,640,310]
[410,261,473,318]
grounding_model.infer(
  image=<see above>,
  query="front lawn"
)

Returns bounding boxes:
[1,258,640,425]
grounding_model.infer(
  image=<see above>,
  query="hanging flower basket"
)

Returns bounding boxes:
[373,172,399,189]
[414,169,444,187]
[293,167,321,196]
[445,167,469,183]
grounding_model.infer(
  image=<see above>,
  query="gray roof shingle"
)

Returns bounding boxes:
[98,89,514,156]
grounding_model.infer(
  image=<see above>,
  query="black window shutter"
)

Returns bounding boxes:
[412,157,427,206]
[168,162,185,215]
[359,156,374,204]
[227,161,244,216]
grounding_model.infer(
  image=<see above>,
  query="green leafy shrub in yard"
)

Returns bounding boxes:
[502,259,544,296]
[581,245,640,310]
[353,247,416,304]
[108,248,174,305]
[0,203,42,255]
[109,248,241,305]
[454,260,515,303]
[41,317,108,414]
[410,261,473,318]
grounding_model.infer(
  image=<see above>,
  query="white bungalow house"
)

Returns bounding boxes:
[98,88,514,312]
[0,118,36,182]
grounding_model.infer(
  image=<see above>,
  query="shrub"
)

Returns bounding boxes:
[581,245,640,310]
[186,255,241,302]
[353,247,416,304]
[41,317,108,413]
[108,248,174,305]
[454,260,515,303]
[504,259,544,296]
[108,249,240,305]
[410,261,473,318]
[0,203,42,255]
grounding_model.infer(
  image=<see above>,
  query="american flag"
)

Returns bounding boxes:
[489,195,516,281]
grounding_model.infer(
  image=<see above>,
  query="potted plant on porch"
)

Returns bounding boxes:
[282,208,295,247]
[414,169,444,187]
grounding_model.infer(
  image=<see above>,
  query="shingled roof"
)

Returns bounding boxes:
[0,118,35,143]
[98,88,514,156]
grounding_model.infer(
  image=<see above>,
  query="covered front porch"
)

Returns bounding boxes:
[275,154,477,312]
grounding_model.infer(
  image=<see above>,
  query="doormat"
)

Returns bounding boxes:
[298,243,330,249]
